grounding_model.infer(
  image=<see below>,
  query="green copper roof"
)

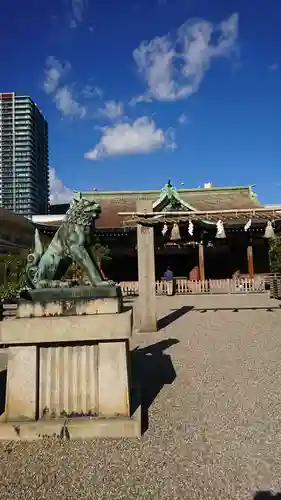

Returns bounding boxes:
[152,181,197,212]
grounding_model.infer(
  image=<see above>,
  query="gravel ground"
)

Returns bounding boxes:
[1,294,281,500]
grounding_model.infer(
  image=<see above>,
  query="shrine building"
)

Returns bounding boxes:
[33,181,280,282]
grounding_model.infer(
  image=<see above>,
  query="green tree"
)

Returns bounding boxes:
[269,236,281,274]
[0,252,28,300]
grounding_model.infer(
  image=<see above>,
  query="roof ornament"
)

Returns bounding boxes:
[153,180,195,212]
[216,219,226,239]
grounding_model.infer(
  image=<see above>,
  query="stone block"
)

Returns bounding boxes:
[17,301,60,318]
[5,346,37,421]
[22,285,122,303]
[98,342,130,417]
[17,296,122,318]
[0,401,141,440]
[0,310,132,344]
[74,297,122,315]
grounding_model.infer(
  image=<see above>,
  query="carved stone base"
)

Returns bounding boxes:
[4,341,130,421]
[0,307,140,440]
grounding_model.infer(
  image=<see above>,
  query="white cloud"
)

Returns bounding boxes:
[85,117,175,160]
[178,113,188,124]
[49,168,74,205]
[68,0,88,28]
[43,56,70,94]
[269,63,279,71]
[97,100,124,120]
[43,58,87,118]
[133,13,238,102]
[54,86,86,118]
[82,84,103,99]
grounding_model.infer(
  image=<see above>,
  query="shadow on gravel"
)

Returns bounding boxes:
[194,307,278,313]
[0,369,7,416]
[253,492,281,499]
[157,306,193,330]
[130,338,178,434]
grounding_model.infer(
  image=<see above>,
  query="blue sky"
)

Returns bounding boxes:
[1,0,281,204]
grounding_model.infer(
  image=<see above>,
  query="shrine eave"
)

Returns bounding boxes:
[33,222,134,237]
[118,207,281,225]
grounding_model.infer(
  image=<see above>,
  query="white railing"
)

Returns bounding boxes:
[119,281,139,296]
[119,278,266,296]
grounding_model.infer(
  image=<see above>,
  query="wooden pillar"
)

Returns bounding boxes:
[135,200,157,332]
[247,243,254,278]
[198,242,205,281]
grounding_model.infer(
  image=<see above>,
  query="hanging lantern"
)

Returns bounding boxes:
[244,218,252,232]
[216,219,226,239]
[170,223,181,241]
[264,220,276,239]
[188,220,194,236]
[162,223,168,236]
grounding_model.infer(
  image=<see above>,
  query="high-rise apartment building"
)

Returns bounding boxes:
[0,93,49,217]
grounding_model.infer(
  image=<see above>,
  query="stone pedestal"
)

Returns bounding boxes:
[0,295,140,440]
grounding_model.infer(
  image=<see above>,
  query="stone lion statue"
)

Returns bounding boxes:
[26,195,113,289]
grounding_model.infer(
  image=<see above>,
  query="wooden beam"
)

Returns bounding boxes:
[135,200,157,333]
[118,207,281,224]
[118,207,281,217]
[247,244,254,278]
[199,243,205,281]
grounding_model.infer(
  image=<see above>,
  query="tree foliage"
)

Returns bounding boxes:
[67,240,112,284]
[91,241,112,264]
[269,236,281,274]
[0,252,28,300]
